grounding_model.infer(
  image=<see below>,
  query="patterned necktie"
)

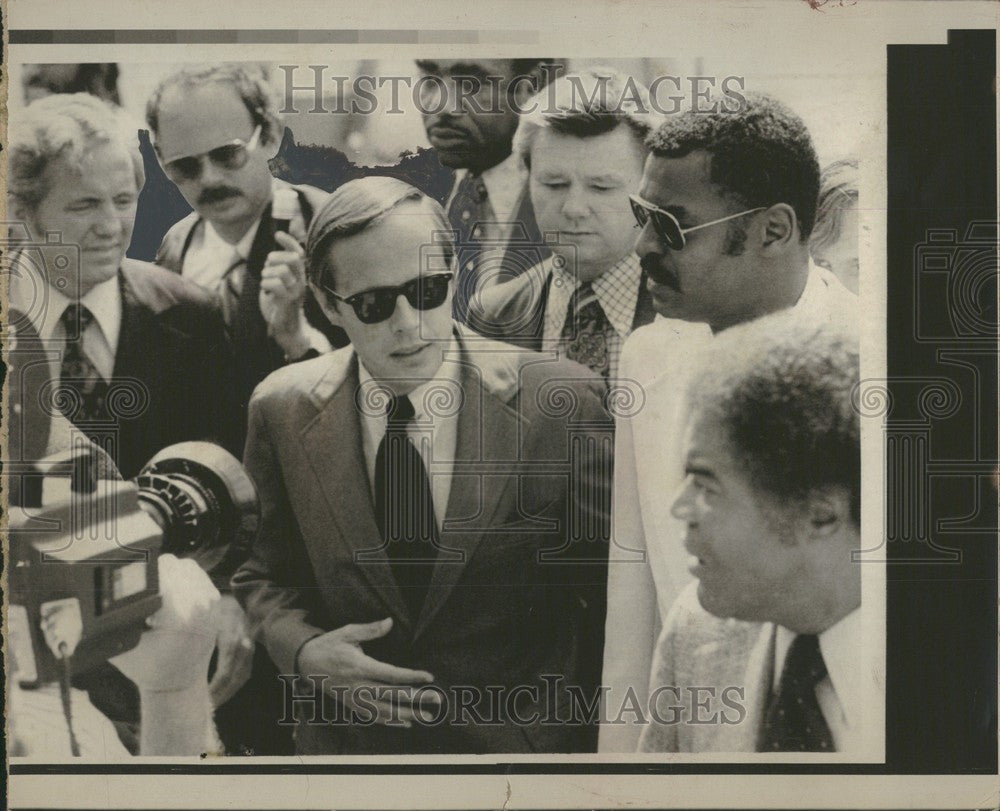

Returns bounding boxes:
[560,281,611,380]
[374,394,439,619]
[758,634,836,752]
[448,172,491,322]
[59,303,111,429]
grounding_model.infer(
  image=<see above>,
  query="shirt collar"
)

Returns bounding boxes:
[203,216,259,261]
[456,152,527,223]
[550,252,643,337]
[774,608,862,729]
[356,336,462,427]
[9,249,122,349]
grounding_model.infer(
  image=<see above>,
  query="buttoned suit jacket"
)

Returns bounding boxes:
[638,583,774,753]
[466,259,658,351]
[232,330,613,754]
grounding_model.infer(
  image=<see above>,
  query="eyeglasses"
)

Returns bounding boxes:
[159,124,263,183]
[326,273,453,325]
[629,194,765,251]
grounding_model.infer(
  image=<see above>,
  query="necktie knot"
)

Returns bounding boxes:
[783,634,828,688]
[61,303,94,334]
[386,393,416,427]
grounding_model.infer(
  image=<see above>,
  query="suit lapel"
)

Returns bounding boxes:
[412,351,522,639]
[112,270,155,380]
[300,356,411,625]
[712,623,776,751]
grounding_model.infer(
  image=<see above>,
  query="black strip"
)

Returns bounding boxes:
[885,28,998,773]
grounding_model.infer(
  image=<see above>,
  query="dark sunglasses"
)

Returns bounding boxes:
[159,124,262,183]
[629,194,765,251]
[327,273,453,325]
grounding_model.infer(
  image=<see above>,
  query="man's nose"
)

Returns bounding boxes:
[670,478,696,522]
[391,294,421,332]
[91,203,122,236]
[634,221,661,259]
[561,184,590,220]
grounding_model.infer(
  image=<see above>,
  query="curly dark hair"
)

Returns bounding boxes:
[686,311,860,527]
[647,92,821,241]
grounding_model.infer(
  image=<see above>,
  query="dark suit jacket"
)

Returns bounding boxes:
[71,259,241,752]
[232,331,613,754]
[466,261,658,352]
[110,259,241,478]
[155,181,348,414]
[450,178,552,325]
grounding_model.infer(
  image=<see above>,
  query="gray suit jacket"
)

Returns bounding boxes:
[638,582,774,753]
[232,330,613,754]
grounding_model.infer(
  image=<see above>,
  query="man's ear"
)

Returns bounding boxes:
[308,281,343,328]
[760,203,798,253]
[9,197,36,239]
[804,486,852,539]
[261,116,286,161]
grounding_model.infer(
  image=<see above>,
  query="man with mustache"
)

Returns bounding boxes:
[150,63,346,415]
[148,63,346,755]
[415,58,556,324]
[599,93,857,751]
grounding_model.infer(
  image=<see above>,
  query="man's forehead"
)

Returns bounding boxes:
[155,82,255,151]
[639,151,717,207]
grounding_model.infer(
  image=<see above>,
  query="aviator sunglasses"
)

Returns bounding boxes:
[326,273,454,325]
[629,194,765,251]
[159,124,263,183]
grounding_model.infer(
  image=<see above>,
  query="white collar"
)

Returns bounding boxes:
[9,251,122,350]
[454,152,527,223]
[774,608,862,729]
[202,216,259,260]
[550,252,643,338]
[356,336,462,425]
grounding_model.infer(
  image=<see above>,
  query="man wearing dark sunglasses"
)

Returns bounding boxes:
[148,62,349,757]
[600,93,858,752]
[150,63,347,415]
[234,176,613,755]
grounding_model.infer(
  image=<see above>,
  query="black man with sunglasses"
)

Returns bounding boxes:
[600,93,858,753]
[233,176,613,754]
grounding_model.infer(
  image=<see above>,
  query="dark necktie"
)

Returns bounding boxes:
[560,281,611,380]
[373,394,439,619]
[447,172,490,322]
[59,303,111,429]
[758,634,836,752]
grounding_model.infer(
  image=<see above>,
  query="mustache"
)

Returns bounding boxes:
[198,186,242,206]
[640,253,680,291]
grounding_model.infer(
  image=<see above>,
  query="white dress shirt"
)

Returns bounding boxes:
[357,340,461,530]
[9,251,122,381]
[773,610,869,752]
[181,216,259,292]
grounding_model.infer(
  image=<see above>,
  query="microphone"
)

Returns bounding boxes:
[271,187,297,237]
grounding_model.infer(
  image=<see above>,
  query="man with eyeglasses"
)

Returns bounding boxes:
[233,176,613,754]
[150,63,347,414]
[599,92,857,752]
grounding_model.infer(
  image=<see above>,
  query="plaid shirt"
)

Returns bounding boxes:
[542,252,644,381]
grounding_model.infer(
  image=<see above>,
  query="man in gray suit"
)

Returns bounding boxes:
[638,311,878,754]
[233,177,612,754]
[468,68,658,382]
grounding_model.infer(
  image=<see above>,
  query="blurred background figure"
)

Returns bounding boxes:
[811,158,860,294]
